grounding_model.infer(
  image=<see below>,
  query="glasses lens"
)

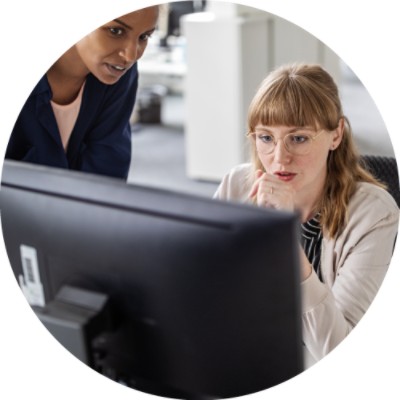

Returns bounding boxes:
[284,134,312,155]
[255,136,274,154]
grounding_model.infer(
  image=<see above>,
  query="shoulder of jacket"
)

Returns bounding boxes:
[351,182,398,213]
[215,163,253,201]
[29,74,51,98]
[225,163,253,179]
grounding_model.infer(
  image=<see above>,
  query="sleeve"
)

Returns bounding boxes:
[301,191,399,362]
[213,172,231,200]
[213,164,254,202]
[77,65,139,179]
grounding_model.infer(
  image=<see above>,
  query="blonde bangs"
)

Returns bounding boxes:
[247,67,341,133]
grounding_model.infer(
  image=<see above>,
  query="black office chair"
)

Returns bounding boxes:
[360,155,400,207]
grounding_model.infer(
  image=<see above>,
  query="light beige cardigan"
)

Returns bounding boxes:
[214,163,399,368]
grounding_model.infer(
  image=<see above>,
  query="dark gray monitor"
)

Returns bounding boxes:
[1,160,303,399]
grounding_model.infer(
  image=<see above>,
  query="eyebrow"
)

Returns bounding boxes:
[113,19,157,36]
[113,18,133,30]
[254,126,314,134]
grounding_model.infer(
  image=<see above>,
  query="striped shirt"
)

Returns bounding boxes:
[300,214,323,282]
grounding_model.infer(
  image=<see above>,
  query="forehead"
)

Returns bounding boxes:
[108,7,159,30]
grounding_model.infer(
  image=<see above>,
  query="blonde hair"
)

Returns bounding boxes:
[247,63,383,238]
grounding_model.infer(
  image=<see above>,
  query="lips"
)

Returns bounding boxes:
[110,64,126,71]
[105,63,129,78]
[274,171,297,182]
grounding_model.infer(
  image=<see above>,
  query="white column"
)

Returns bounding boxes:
[182,9,272,181]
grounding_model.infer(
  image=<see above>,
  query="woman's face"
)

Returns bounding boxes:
[75,6,159,84]
[253,123,343,204]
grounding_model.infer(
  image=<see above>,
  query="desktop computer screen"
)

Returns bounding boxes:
[1,160,303,399]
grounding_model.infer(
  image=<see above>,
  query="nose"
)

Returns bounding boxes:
[119,41,139,64]
[273,139,291,164]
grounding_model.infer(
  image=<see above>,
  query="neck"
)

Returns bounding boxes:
[47,46,89,105]
[49,45,89,80]
[299,203,320,223]
[297,166,327,223]
[296,184,325,223]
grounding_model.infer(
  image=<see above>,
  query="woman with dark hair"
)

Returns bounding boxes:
[6,6,159,179]
[214,63,399,367]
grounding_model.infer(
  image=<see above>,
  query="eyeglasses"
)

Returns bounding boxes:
[252,129,325,156]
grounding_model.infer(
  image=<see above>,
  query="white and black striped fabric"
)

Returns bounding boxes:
[300,214,323,282]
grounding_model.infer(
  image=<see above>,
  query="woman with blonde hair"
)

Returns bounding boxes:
[214,63,399,367]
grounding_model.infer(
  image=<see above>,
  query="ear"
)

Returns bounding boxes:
[331,117,345,150]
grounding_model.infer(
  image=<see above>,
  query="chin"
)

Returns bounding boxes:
[94,65,125,85]
[98,75,121,85]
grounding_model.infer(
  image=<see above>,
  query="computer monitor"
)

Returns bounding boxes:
[1,160,303,399]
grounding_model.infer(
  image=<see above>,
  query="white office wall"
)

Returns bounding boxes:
[183,2,341,181]
[183,12,271,180]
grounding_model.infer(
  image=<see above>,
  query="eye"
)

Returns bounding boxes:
[108,27,125,37]
[139,31,154,42]
[258,134,274,144]
[288,134,310,145]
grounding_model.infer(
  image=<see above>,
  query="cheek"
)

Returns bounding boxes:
[257,154,271,171]
[136,42,149,60]
[76,39,100,67]
[302,152,329,178]
[79,33,111,60]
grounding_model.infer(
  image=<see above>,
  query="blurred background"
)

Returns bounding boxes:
[128,1,395,198]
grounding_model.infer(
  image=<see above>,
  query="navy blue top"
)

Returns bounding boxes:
[5,64,138,179]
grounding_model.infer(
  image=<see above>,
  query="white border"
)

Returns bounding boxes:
[0,1,398,399]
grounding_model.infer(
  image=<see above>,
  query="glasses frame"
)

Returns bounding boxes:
[251,129,325,156]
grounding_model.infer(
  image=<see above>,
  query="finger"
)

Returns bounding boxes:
[257,192,274,209]
[255,169,264,178]
[248,183,259,200]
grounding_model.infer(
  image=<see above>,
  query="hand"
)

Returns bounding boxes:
[248,170,296,212]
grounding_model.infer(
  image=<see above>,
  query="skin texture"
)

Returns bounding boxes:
[46,6,159,105]
[249,122,344,280]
